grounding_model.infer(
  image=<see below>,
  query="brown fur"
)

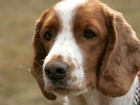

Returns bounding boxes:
[31,0,140,101]
[97,5,140,97]
[73,0,109,93]
[31,8,59,100]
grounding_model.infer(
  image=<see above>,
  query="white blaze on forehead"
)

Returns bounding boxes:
[54,0,87,38]
[54,0,87,24]
[51,0,87,64]
[43,0,87,89]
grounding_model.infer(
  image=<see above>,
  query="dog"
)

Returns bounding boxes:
[31,0,140,105]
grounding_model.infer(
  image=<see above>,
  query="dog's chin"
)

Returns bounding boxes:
[44,80,93,96]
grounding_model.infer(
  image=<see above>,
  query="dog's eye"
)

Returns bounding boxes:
[83,30,96,39]
[44,31,52,40]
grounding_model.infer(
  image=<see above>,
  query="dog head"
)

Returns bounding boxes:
[31,0,140,100]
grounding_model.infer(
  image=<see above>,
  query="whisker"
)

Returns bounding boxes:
[68,83,74,90]
[18,65,30,71]
[84,72,94,76]
[38,78,44,85]
[36,74,43,80]
[85,78,93,87]
[84,74,93,87]
[41,59,45,62]
[34,60,43,68]
[83,64,95,70]
[84,76,90,84]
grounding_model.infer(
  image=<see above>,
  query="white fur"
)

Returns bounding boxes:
[67,77,138,105]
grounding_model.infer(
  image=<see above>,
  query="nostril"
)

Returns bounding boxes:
[45,69,51,75]
[56,68,66,74]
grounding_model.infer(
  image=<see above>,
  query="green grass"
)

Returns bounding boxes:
[0,0,139,105]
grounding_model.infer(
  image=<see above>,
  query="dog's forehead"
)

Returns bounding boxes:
[54,0,87,14]
[54,0,87,25]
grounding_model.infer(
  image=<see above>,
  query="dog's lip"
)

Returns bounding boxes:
[51,79,67,85]
[50,80,68,89]
[46,78,93,95]
[49,82,85,92]
[54,86,69,92]
[51,84,71,95]
[46,80,73,94]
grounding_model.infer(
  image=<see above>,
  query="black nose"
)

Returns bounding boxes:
[44,61,69,80]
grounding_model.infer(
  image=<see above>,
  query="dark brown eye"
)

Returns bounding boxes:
[83,30,96,39]
[44,31,52,40]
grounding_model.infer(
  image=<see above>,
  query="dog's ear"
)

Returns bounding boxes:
[97,6,140,97]
[31,9,56,101]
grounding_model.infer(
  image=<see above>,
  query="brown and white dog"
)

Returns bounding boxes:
[31,0,140,105]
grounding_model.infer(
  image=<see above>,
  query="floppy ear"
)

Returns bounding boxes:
[31,10,57,101]
[97,7,140,97]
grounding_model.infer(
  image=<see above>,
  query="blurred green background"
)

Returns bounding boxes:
[0,0,139,105]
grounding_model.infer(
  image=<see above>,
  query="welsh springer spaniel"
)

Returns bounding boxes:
[31,0,140,105]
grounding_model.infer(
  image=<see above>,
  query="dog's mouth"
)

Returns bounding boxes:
[51,80,69,91]
[44,78,93,95]
[45,80,76,94]
[43,60,95,95]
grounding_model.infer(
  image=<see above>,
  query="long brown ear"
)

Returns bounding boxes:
[31,10,56,101]
[97,7,140,97]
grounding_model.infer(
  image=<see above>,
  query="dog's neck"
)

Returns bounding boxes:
[68,76,138,105]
